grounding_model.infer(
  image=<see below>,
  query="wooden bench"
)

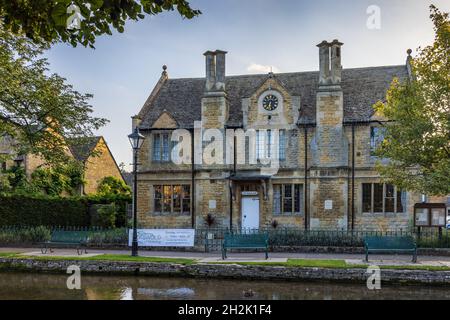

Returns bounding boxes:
[40,231,90,255]
[364,236,417,263]
[222,233,269,260]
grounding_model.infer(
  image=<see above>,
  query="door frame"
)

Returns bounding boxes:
[241,191,260,231]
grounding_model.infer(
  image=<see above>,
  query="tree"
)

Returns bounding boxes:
[97,176,131,196]
[0,0,201,48]
[0,27,108,166]
[374,5,450,196]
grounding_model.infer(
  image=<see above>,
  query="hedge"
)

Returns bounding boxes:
[0,195,88,226]
[0,194,131,227]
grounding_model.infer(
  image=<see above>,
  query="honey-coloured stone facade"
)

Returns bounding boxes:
[133,43,435,232]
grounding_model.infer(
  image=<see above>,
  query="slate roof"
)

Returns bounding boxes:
[68,136,102,162]
[139,65,408,129]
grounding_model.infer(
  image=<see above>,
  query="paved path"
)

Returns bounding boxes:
[2,247,450,266]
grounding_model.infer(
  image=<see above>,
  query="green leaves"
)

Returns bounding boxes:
[375,6,450,196]
[0,27,108,167]
[0,0,201,47]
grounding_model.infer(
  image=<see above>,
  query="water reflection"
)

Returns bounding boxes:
[0,272,448,300]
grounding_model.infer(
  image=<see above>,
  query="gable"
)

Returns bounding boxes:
[151,111,178,129]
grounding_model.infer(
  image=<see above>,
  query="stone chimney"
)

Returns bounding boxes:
[317,41,331,85]
[204,51,216,92]
[201,50,229,129]
[317,40,344,86]
[330,40,343,84]
[204,50,227,93]
[215,50,227,91]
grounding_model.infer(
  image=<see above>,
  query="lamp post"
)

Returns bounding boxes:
[128,127,145,257]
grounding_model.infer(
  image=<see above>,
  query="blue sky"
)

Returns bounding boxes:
[44,0,450,170]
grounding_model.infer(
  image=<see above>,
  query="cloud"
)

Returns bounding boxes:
[246,63,280,74]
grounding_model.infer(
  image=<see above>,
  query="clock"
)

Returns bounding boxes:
[262,94,279,111]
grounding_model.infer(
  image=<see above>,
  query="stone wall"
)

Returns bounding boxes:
[1,258,449,285]
[83,138,124,195]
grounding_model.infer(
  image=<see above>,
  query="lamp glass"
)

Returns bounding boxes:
[128,128,145,150]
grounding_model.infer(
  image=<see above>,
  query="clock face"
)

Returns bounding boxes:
[262,94,279,111]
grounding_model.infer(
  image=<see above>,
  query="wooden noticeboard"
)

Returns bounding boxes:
[414,203,447,227]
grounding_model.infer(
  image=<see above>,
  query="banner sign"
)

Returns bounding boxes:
[128,229,195,247]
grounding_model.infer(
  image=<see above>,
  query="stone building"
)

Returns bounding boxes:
[133,40,430,231]
[0,135,124,195]
[68,136,125,195]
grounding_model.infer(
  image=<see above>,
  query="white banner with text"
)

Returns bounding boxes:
[128,229,195,247]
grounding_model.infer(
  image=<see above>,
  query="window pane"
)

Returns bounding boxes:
[154,199,162,213]
[385,184,395,197]
[266,130,272,158]
[273,185,281,215]
[173,185,182,213]
[396,190,405,213]
[153,134,161,161]
[279,130,286,161]
[362,184,372,213]
[182,185,190,197]
[163,185,172,212]
[283,185,292,213]
[370,127,386,155]
[284,185,292,198]
[256,130,266,159]
[162,134,170,162]
[154,185,162,213]
[385,184,395,212]
[182,199,191,214]
[182,185,191,214]
[385,198,394,213]
[294,184,303,213]
[373,183,383,212]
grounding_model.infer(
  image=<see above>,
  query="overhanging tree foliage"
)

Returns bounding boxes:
[374,5,450,196]
[0,27,108,165]
[0,0,201,48]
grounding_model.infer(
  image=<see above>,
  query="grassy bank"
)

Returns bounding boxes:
[0,252,449,271]
[1,252,196,265]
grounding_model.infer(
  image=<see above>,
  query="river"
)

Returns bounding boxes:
[0,272,448,300]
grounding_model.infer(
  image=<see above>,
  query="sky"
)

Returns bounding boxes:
[44,0,450,170]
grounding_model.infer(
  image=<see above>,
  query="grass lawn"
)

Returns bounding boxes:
[224,259,450,271]
[0,252,19,258]
[1,253,196,265]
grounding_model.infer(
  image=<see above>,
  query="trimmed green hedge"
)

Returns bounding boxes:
[0,195,88,226]
[0,194,131,227]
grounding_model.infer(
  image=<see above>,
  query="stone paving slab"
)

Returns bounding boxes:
[345,259,450,267]
[199,257,288,263]
[23,251,102,258]
[2,247,450,264]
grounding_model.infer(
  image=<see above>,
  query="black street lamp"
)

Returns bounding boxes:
[128,127,145,257]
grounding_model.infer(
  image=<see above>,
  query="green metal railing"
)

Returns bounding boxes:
[0,225,449,251]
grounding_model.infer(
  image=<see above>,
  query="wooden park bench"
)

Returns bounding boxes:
[40,231,90,255]
[364,236,417,263]
[222,232,269,260]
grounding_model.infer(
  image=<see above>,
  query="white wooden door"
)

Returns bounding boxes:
[241,196,260,231]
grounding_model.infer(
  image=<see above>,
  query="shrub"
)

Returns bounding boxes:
[0,195,89,226]
[87,228,128,246]
[92,204,117,228]
[0,226,51,243]
[85,194,131,227]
